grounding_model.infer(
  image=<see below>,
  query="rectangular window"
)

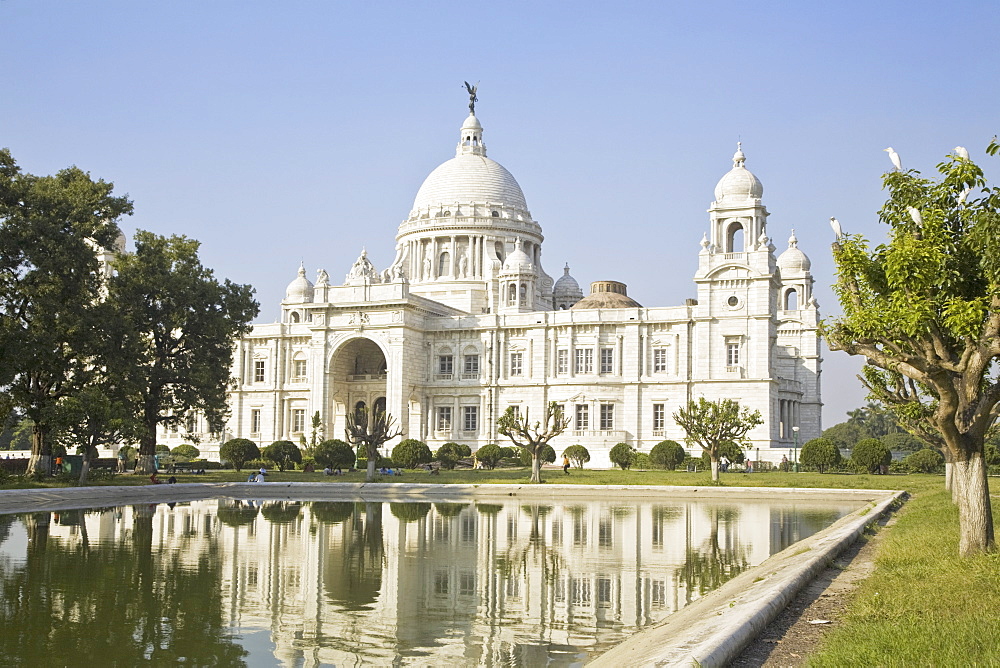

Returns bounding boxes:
[575,348,593,374]
[508,405,520,419]
[575,404,589,430]
[557,349,568,375]
[726,339,741,367]
[510,352,523,376]
[291,408,305,433]
[653,403,665,430]
[600,347,614,374]
[463,354,479,375]
[251,409,261,434]
[653,347,668,373]
[437,406,452,432]
[599,403,614,430]
[438,354,453,375]
[254,360,265,383]
[185,413,197,433]
[293,359,307,379]
[463,406,478,432]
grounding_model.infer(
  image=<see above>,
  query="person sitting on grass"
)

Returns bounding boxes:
[323,466,333,476]
[149,472,160,484]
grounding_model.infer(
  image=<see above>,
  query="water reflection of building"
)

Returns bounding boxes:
[32,498,849,665]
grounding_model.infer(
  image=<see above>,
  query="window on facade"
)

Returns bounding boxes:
[438,251,450,276]
[653,403,665,430]
[294,359,307,379]
[557,349,568,375]
[600,347,614,374]
[510,352,523,376]
[653,347,668,373]
[508,405,520,420]
[785,288,798,310]
[599,403,614,430]
[437,406,452,432]
[185,413,196,433]
[575,404,589,430]
[464,354,479,375]
[575,348,593,374]
[251,409,261,434]
[507,284,517,305]
[254,360,265,383]
[463,406,478,432]
[726,339,741,367]
[291,408,305,433]
[438,354,454,375]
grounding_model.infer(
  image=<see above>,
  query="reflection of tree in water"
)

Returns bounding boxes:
[323,502,385,611]
[388,502,429,523]
[216,499,260,527]
[311,501,356,524]
[0,507,247,666]
[770,507,845,553]
[433,502,468,518]
[0,514,14,547]
[677,505,750,599]
[260,501,302,524]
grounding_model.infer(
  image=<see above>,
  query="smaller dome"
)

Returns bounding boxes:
[461,113,483,131]
[553,263,583,297]
[777,230,811,273]
[714,143,763,202]
[285,264,314,303]
[572,280,642,310]
[501,239,533,273]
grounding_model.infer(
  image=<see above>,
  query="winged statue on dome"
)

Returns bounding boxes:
[464,81,478,115]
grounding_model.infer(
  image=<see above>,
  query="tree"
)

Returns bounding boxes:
[799,437,842,473]
[53,385,132,484]
[609,442,637,470]
[822,421,868,451]
[562,444,591,469]
[519,444,555,466]
[106,231,258,474]
[475,444,503,469]
[906,448,944,474]
[497,402,570,484]
[882,432,926,453]
[313,439,355,470]
[0,149,132,475]
[171,444,200,461]
[345,407,401,482]
[673,397,763,482]
[392,439,432,469]
[308,411,323,455]
[824,142,1000,555]
[851,438,892,474]
[649,440,686,470]
[699,441,745,468]
[436,442,465,470]
[219,438,259,471]
[262,440,301,471]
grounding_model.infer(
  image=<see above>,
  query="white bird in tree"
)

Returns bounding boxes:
[884,147,902,171]
[829,217,844,241]
[954,146,970,160]
[907,206,923,226]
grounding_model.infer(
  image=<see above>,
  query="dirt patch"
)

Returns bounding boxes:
[731,512,895,667]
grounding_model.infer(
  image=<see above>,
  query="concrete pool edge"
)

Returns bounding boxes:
[588,488,905,667]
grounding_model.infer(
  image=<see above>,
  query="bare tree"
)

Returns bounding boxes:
[497,402,570,484]
[345,407,401,482]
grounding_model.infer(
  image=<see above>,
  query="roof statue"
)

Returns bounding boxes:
[464,81,478,115]
[345,248,382,286]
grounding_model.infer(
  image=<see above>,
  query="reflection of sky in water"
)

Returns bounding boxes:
[0,497,859,666]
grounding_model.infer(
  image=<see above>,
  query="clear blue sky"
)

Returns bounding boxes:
[3,1,998,426]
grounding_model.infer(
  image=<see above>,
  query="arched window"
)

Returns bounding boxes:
[727,222,745,253]
[784,288,799,310]
[438,251,450,277]
[354,401,367,428]
[374,397,386,414]
[508,283,517,305]
[491,210,500,217]
[520,283,527,302]
[289,311,300,323]
[495,241,505,263]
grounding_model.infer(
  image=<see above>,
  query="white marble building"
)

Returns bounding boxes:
[165,97,821,466]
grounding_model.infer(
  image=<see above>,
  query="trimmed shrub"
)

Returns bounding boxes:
[262,440,302,471]
[633,452,652,469]
[649,440,686,470]
[906,448,944,473]
[436,442,465,470]
[392,439,433,469]
[155,444,171,456]
[519,444,556,466]
[562,444,591,468]
[500,446,519,459]
[220,438,260,471]
[851,438,892,474]
[476,444,504,469]
[171,444,200,461]
[609,442,637,470]
[311,439,355,470]
[800,437,842,473]
[246,458,269,471]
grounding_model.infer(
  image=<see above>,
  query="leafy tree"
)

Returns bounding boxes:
[824,142,1000,555]
[0,149,132,475]
[262,440,302,471]
[562,444,591,469]
[171,444,200,461]
[851,438,892,474]
[882,432,926,453]
[906,448,944,474]
[435,442,465,470]
[673,397,763,482]
[308,411,323,455]
[106,231,258,473]
[609,442,637,470]
[822,421,868,451]
[53,385,131,483]
[800,437,842,473]
[313,439,355,470]
[519,444,555,466]
[475,444,503,470]
[219,438,259,471]
[649,440,686,470]
[497,402,570,483]
[392,439,432,469]
[699,441,745,469]
[345,407,401,482]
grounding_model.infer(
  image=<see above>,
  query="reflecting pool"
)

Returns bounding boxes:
[0,496,859,666]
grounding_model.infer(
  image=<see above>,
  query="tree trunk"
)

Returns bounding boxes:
[78,456,91,485]
[530,451,542,484]
[366,457,376,483]
[952,450,996,557]
[710,458,720,483]
[26,422,51,476]
[945,461,955,497]
[135,423,157,474]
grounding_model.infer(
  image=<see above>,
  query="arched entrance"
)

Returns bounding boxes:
[330,338,388,448]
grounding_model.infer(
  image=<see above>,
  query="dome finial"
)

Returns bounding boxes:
[563,263,571,275]
[456,86,487,157]
[733,141,746,168]
[788,229,798,248]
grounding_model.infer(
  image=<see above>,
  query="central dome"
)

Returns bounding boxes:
[412,154,528,213]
